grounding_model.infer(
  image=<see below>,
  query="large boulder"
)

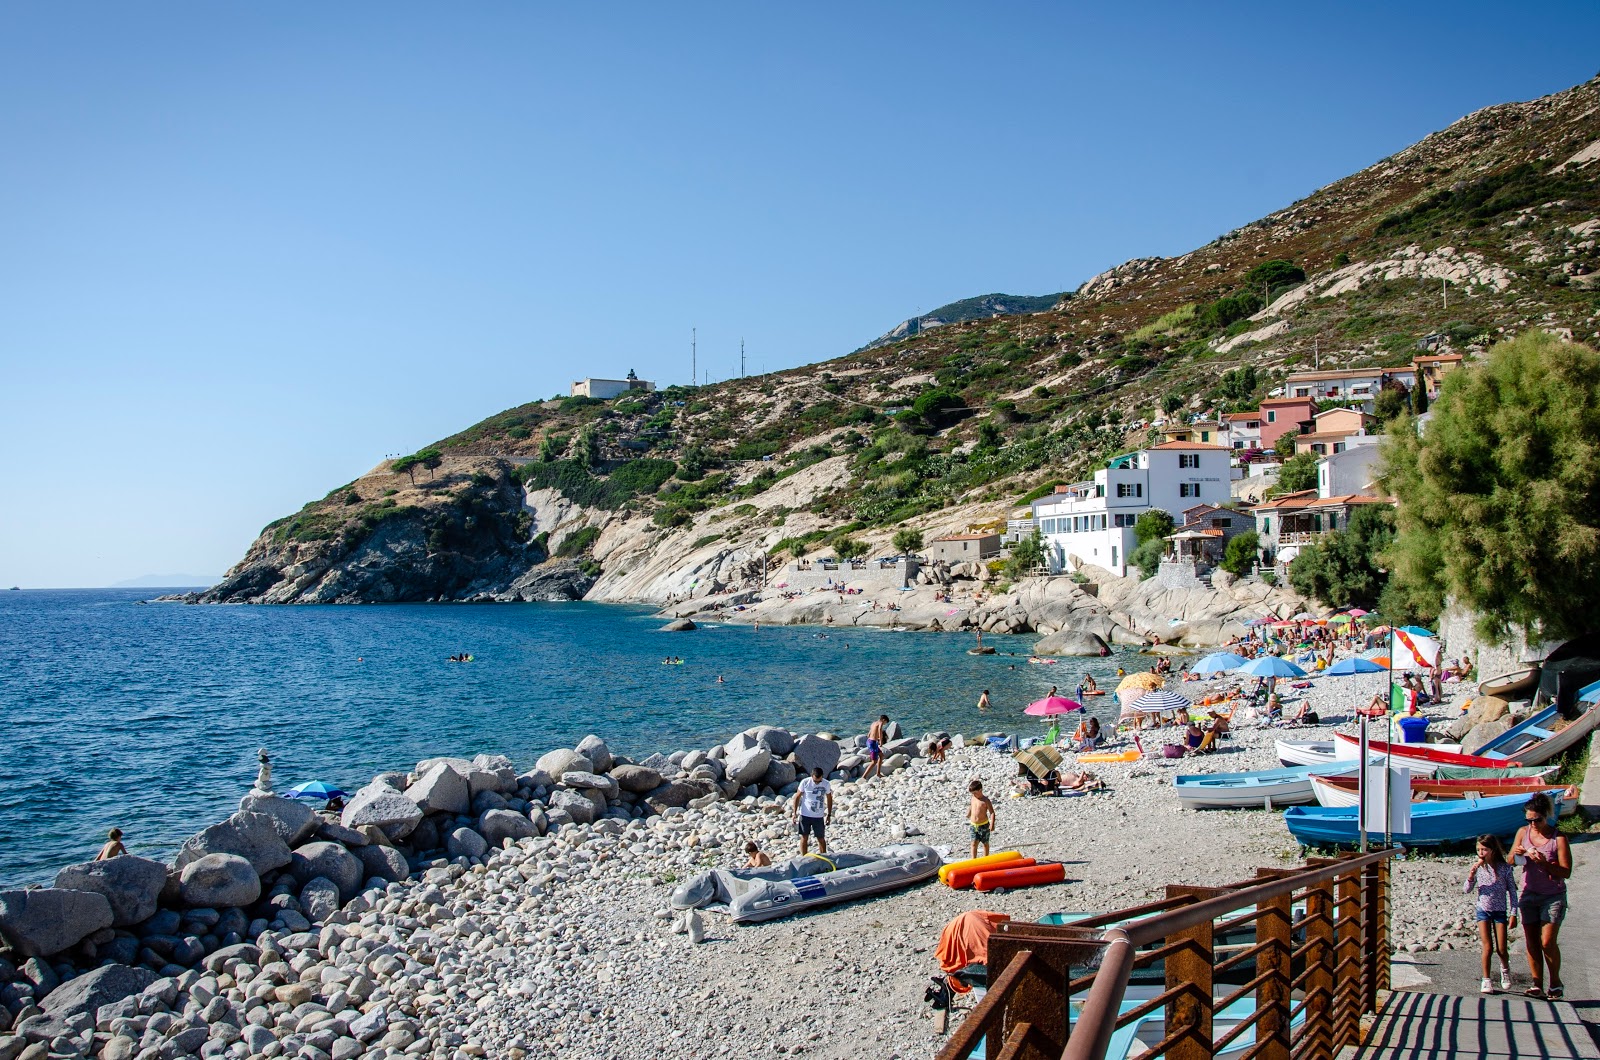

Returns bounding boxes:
[611,765,662,794]
[549,789,598,825]
[354,844,410,884]
[288,841,364,898]
[298,877,341,924]
[724,745,772,786]
[535,749,593,778]
[761,759,797,791]
[40,964,156,1020]
[643,780,704,811]
[1462,718,1513,755]
[1446,696,1511,740]
[471,753,518,793]
[177,854,260,909]
[0,888,114,957]
[661,617,696,631]
[562,771,620,799]
[575,735,614,774]
[1032,630,1112,656]
[790,735,841,777]
[479,809,540,845]
[341,784,424,840]
[746,726,795,758]
[53,856,167,927]
[405,762,470,816]
[445,828,488,860]
[173,811,292,875]
[884,737,922,759]
[237,793,319,846]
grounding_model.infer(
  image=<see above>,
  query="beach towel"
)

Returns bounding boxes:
[937,910,1011,993]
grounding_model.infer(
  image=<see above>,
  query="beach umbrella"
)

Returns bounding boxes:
[1397,625,1436,638]
[1130,690,1193,714]
[1014,745,1064,779]
[1325,657,1388,676]
[1346,608,1370,618]
[1368,625,1392,636]
[1193,652,1247,674]
[1024,696,1083,716]
[1236,656,1307,679]
[1292,612,1315,621]
[282,781,348,801]
[1116,672,1165,693]
[1244,617,1272,627]
[1327,614,1353,625]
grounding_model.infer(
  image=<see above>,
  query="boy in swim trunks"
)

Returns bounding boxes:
[968,780,996,858]
[864,714,889,781]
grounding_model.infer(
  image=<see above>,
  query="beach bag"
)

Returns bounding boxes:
[1162,744,1186,759]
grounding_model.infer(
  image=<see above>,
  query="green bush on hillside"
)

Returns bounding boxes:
[515,458,675,510]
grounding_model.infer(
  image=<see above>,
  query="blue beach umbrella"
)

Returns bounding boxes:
[1236,656,1307,679]
[1193,652,1248,675]
[282,781,348,801]
[1397,625,1436,638]
[1325,657,1388,676]
[1357,646,1391,661]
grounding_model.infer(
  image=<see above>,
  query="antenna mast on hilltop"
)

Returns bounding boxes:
[692,328,697,388]
[741,338,746,378]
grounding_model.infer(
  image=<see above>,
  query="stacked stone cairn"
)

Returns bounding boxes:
[0,724,924,1060]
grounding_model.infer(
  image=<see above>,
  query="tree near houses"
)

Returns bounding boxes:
[1381,332,1600,641]
[1273,453,1319,495]
[1287,506,1395,610]
[1130,510,1174,579]
[1221,530,1260,576]
[892,528,925,556]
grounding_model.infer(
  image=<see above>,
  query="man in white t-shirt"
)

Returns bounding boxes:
[789,767,834,856]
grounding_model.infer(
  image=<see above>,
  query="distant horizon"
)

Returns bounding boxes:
[4,4,1599,587]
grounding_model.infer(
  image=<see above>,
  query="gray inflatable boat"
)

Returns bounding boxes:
[670,843,942,923]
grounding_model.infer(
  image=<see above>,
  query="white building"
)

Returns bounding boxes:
[1317,440,1383,497]
[1223,411,1261,451]
[1029,442,1234,577]
[571,370,656,400]
[1281,367,1415,402]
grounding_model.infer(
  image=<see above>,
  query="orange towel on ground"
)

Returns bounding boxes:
[936,910,1011,993]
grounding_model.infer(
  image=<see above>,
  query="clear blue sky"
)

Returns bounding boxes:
[2,3,1596,588]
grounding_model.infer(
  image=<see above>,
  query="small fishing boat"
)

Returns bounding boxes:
[1175,761,1359,810]
[1279,737,1445,774]
[1308,773,1572,809]
[671,843,940,923]
[1283,789,1564,847]
[1475,703,1600,766]
[1478,666,1540,700]
[1332,732,1515,769]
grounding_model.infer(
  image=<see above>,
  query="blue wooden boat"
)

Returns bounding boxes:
[1175,761,1360,810]
[1474,704,1600,765]
[1283,789,1563,847]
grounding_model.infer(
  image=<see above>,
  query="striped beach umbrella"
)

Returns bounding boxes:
[1130,690,1194,714]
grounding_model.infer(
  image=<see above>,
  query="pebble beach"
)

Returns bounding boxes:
[0,656,1501,1060]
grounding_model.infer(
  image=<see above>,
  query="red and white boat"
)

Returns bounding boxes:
[1332,731,1523,769]
[1309,772,1567,809]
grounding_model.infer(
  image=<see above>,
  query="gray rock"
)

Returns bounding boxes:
[575,735,613,773]
[660,617,696,631]
[414,755,474,779]
[478,810,539,846]
[405,763,470,816]
[299,877,341,924]
[535,749,592,777]
[644,779,713,812]
[561,771,620,798]
[237,793,319,846]
[51,856,166,928]
[470,789,509,814]
[747,726,795,757]
[201,943,260,974]
[884,737,922,759]
[543,806,574,830]
[790,734,842,777]
[723,745,772,786]
[354,845,410,884]
[242,1024,276,1055]
[882,752,911,775]
[340,785,423,840]
[761,759,797,790]
[884,720,904,740]
[0,888,114,958]
[173,811,292,875]
[1032,630,1113,656]
[1462,718,1512,754]
[314,820,369,847]
[466,769,502,798]
[445,828,488,859]
[349,1005,388,1042]
[177,855,259,909]
[724,732,759,755]
[549,789,598,825]
[287,842,363,899]
[611,765,662,794]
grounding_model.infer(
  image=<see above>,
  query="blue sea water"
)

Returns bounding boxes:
[0,588,1135,888]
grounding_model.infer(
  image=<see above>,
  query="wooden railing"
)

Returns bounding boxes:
[937,850,1394,1060]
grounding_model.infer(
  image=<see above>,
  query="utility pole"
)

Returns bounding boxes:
[1314,338,1320,371]
[740,338,745,378]
[1442,277,1448,311]
[691,328,697,388]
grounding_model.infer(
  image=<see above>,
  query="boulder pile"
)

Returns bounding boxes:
[0,724,925,1059]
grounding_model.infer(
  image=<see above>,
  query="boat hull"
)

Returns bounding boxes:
[1478,667,1540,699]
[1176,761,1358,810]
[1333,732,1510,769]
[670,843,941,923]
[1284,790,1563,847]
[1310,774,1577,811]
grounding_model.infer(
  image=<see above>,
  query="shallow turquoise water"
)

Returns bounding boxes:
[0,589,1135,886]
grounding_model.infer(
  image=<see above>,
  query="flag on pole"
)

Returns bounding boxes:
[1390,630,1439,672]
[1390,685,1417,714]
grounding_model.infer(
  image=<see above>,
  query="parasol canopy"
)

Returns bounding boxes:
[1130,689,1194,714]
[1193,652,1247,675]
[1325,657,1388,676]
[1236,656,1307,679]
[1014,745,1065,779]
[1116,672,1165,693]
[1024,696,1083,716]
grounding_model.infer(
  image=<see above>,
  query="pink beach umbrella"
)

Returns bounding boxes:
[1025,696,1083,716]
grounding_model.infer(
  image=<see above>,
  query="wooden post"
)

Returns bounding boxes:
[1333,868,1363,1052]
[1254,880,1295,1060]
[1304,874,1336,1060]
[983,924,1102,1060]
[1165,885,1220,1060]
[1361,858,1388,1013]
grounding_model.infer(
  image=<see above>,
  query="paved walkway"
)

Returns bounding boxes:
[1355,993,1599,1059]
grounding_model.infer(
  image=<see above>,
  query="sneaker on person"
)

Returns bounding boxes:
[1481,977,1494,994]
[1500,966,1512,991]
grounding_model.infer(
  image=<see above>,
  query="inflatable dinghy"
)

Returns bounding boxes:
[670,843,941,923]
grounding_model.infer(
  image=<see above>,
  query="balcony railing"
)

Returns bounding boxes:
[1278,531,1330,545]
[937,849,1394,1060]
